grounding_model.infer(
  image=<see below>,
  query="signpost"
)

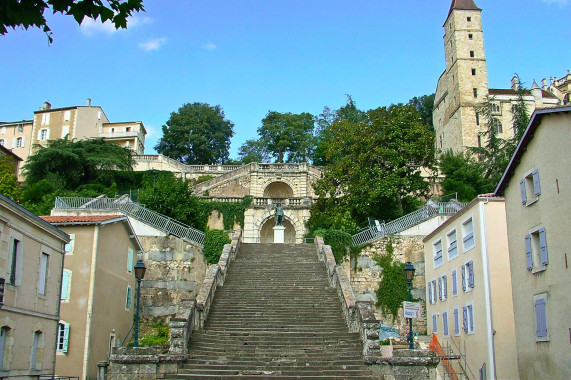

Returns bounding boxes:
[403,301,420,319]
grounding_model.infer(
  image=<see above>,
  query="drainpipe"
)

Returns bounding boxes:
[478,199,497,379]
[83,225,100,380]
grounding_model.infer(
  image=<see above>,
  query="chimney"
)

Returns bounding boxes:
[531,80,542,101]
[541,78,548,90]
[511,76,520,91]
[43,101,51,110]
[86,98,92,107]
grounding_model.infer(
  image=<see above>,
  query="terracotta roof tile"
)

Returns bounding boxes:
[488,88,558,99]
[40,215,124,224]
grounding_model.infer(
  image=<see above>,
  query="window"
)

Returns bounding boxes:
[15,137,24,148]
[10,238,22,285]
[492,118,503,133]
[41,113,50,125]
[432,313,438,333]
[466,303,475,334]
[63,110,71,122]
[61,270,72,301]
[471,68,476,76]
[470,50,475,58]
[477,135,482,147]
[0,326,11,369]
[61,125,69,138]
[534,293,548,341]
[475,112,480,125]
[127,248,134,272]
[31,331,43,370]
[38,253,49,295]
[520,170,541,205]
[126,127,131,132]
[526,227,548,273]
[38,128,50,141]
[0,139,4,146]
[433,239,443,268]
[447,229,458,260]
[0,127,5,135]
[490,102,501,115]
[473,88,478,98]
[57,322,70,353]
[468,33,473,39]
[65,234,75,254]
[443,311,449,337]
[125,286,133,309]
[462,218,475,251]
[17,124,23,132]
[462,260,474,292]
[441,274,448,300]
[467,17,472,22]
[453,307,460,335]
[452,268,458,296]
[428,279,437,304]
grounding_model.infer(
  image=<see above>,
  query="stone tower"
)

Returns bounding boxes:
[433,0,489,153]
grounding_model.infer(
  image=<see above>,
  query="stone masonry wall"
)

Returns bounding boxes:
[139,236,206,321]
[350,235,427,336]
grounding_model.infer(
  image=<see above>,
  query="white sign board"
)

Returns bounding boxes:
[403,301,420,319]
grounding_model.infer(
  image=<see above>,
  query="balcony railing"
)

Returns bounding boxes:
[54,196,205,246]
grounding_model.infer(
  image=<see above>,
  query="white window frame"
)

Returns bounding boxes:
[446,228,458,261]
[466,302,475,334]
[433,239,443,268]
[15,137,24,148]
[440,274,448,301]
[37,252,49,296]
[39,128,49,141]
[521,169,541,206]
[453,306,460,336]
[462,260,474,292]
[64,234,75,254]
[526,227,548,274]
[533,293,549,342]
[57,321,70,353]
[61,269,72,301]
[41,113,50,125]
[462,217,475,252]
[63,110,71,122]
[442,310,449,337]
[451,268,458,296]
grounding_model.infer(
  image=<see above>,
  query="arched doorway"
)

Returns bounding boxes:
[263,181,294,198]
[259,218,296,243]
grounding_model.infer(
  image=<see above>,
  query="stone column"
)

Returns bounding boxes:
[273,225,285,243]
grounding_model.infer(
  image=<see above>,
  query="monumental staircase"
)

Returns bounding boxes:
[172,243,375,379]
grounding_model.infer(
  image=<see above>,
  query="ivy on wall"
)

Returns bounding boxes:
[202,229,231,264]
[313,228,364,264]
[199,195,253,230]
[374,237,409,322]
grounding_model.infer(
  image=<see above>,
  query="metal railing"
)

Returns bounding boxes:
[54,196,205,246]
[351,200,466,246]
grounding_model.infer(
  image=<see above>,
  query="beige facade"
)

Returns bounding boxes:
[423,196,518,380]
[0,120,33,172]
[0,194,69,379]
[495,106,571,380]
[100,121,146,154]
[40,215,142,380]
[433,0,560,154]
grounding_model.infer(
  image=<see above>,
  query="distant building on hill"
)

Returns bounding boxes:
[433,0,562,154]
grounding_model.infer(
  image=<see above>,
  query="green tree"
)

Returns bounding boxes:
[256,111,315,163]
[408,93,435,129]
[23,138,134,189]
[237,138,270,164]
[0,155,21,200]
[310,104,435,228]
[0,0,145,43]
[155,103,234,165]
[439,150,494,202]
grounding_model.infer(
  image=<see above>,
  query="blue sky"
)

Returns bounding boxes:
[0,0,569,159]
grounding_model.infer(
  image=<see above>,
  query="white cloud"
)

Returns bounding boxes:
[540,0,568,6]
[203,41,217,51]
[80,19,118,36]
[139,37,168,51]
[128,16,153,28]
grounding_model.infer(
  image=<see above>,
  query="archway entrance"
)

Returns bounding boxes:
[259,218,296,243]
[263,181,294,198]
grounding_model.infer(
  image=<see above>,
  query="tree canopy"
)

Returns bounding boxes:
[155,102,235,165]
[408,93,435,129]
[22,138,134,189]
[0,0,145,43]
[308,103,436,231]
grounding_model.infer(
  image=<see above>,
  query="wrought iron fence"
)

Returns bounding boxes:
[55,196,205,246]
[351,200,466,246]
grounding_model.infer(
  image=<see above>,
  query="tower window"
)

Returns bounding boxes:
[475,112,480,125]
[471,68,476,76]
[470,51,475,58]
[473,88,478,98]
[467,17,472,22]
[468,33,473,39]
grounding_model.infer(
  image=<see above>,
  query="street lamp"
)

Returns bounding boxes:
[133,259,146,347]
[404,261,416,349]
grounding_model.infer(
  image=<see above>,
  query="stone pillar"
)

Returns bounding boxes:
[273,225,285,243]
[97,361,108,380]
[388,349,439,380]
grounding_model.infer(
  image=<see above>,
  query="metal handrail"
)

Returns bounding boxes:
[351,200,466,246]
[54,196,205,246]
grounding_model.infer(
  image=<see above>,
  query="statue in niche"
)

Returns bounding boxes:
[275,203,284,226]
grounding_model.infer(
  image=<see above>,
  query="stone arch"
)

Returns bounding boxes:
[254,210,304,244]
[263,181,294,198]
[260,177,297,197]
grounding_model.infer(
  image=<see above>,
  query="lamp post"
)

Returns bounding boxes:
[404,261,416,349]
[133,259,146,347]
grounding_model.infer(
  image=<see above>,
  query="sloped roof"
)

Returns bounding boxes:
[448,0,481,17]
[488,88,558,99]
[40,215,125,224]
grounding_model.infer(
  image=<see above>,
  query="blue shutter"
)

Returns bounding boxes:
[535,298,547,337]
[520,179,527,204]
[452,270,457,295]
[432,280,437,302]
[126,286,132,309]
[438,277,442,300]
[62,323,70,353]
[61,271,70,300]
[525,234,533,270]
[443,312,449,336]
[454,308,459,335]
[532,169,541,196]
[468,261,474,288]
[443,275,448,299]
[428,282,432,304]
[433,314,438,333]
[539,228,548,265]
[468,305,474,332]
[461,265,466,291]
[462,307,468,332]
[127,248,134,272]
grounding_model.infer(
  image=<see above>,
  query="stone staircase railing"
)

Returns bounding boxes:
[352,200,466,246]
[169,230,242,355]
[314,236,380,363]
[54,196,205,246]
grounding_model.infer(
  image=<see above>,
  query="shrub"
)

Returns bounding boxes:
[202,229,231,264]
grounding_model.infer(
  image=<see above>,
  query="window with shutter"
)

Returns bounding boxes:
[467,261,474,289]
[539,228,548,266]
[433,239,443,268]
[525,234,533,270]
[452,269,458,296]
[523,169,541,206]
[127,248,134,272]
[528,227,548,273]
[432,280,437,303]
[432,314,438,333]
[65,234,75,254]
[454,307,460,335]
[443,312,449,336]
[461,265,466,291]
[462,307,468,332]
[443,275,448,299]
[125,286,132,309]
[57,322,70,353]
[520,179,527,204]
[61,270,71,300]
[532,170,541,196]
[462,218,475,251]
[534,293,549,341]
[447,229,458,260]
[428,281,433,304]
[438,277,442,300]
[467,304,475,333]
